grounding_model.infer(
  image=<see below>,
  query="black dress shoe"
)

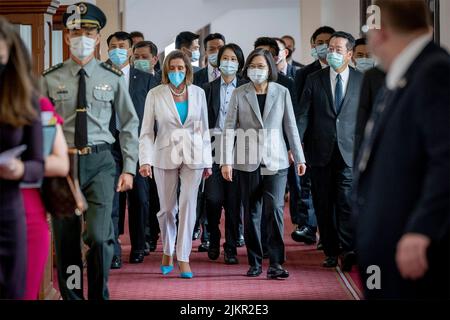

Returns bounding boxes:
[340,251,357,272]
[129,251,144,264]
[322,256,338,268]
[149,240,157,252]
[236,235,245,247]
[291,226,317,244]
[208,246,220,260]
[111,256,122,269]
[192,228,201,241]
[224,251,239,265]
[198,241,210,252]
[317,240,324,251]
[246,266,262,277]
[267,265,289,279]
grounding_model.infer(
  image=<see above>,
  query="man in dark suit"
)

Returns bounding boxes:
[354,67,385,161]
[131,40,163,254]
[106,32,158,267]
[354,0,449,299]
[194,33,226,87]
[192,33,226,253]
[175,31,201,73]
[298,31,363,271]
[291,26,335,246]
[274,38,297,80]
[282,35,304,69]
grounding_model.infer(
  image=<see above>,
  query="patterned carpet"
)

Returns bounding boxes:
[99,205,362,300]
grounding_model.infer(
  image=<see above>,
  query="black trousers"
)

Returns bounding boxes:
[144,170,160,244]
[0,189,26,299]
[287,164,317,230]
[239,167,288,269]
[205,164,241,255]
[310,144,354,257]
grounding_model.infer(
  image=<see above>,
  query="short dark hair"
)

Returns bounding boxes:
[242,48,278,83]
[175,31,199,49]
[273,37,287,49]
[217,43,245,73]
[107,31,132,48]
[130,31,144,39]
[203,33,226,48]
[374,0,431,33]
[312,26,336,42]
[330,31,356,51]
[254,37,279,57]
[354,38,367,51]
[133,40,158,56]
[281,35,295,46]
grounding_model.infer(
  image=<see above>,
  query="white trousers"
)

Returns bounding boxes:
[153,166,204,262]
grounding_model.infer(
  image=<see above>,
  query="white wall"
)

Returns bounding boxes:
[299,0,360,64]
[210,7,302,61]
[440,0,450,51]
[124,0,301,60]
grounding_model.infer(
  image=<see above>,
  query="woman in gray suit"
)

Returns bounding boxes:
[221,49,306,279]
[139,50,212,278]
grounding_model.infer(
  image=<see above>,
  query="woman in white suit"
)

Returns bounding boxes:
[139,50,212,278]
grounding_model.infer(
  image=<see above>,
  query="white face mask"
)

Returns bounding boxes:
[247,68,268,85]
[70,36,96,61]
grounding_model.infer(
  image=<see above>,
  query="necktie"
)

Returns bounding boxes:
[335,73,344,114]
[213,68,220,80]
[75,68,88,149]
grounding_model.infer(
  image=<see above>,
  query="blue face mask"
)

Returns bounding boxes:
[327,52,345,70]
[219,60,239,76]
[355,58,375,72]
[109,48,128,66]
[168,71,186,88]
[208,53,218,66]
[316,44,328,59]
[191,50,200,62]
[134,59,152,73]
[311,47,318,60]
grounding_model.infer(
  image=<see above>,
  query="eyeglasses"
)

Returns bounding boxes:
[248,64,268,70]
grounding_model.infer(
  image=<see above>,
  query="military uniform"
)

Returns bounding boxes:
[40,2,139,300]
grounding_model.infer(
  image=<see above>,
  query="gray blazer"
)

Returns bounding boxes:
[222,81,306,173]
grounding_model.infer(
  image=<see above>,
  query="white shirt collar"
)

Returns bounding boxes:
[220,76,237,87]
[386,33,432,90]
[330,65,350,82]
[121,64,131,88]
[319,60,328,69]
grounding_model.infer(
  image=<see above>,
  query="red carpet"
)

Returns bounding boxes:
[60,204,362,300]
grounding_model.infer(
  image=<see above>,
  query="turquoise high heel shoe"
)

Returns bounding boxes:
[178,263,194,279]
[160,265,174,275]
[180,271,194,279]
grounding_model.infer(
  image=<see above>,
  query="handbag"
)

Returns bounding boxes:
[41,153,88,218]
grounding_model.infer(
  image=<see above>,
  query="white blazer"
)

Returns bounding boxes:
[139,84,213,170]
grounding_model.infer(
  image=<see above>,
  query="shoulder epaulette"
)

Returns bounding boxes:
[42,63,64,76]
[101,62,123,76]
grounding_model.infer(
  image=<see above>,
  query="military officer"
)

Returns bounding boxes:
[40,2,139,300]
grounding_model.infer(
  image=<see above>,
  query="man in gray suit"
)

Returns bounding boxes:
[297,32,363,271]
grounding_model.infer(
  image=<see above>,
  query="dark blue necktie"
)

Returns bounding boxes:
[335,73,343,114]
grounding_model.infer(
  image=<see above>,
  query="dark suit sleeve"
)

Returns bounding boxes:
[354,72,374,160]
[297,75,313,141]
[294,68,307,107]
[21,112,45,183]
[403,62,450,241]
